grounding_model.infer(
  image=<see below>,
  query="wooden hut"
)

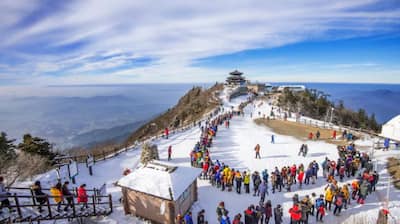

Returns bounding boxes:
[117,160,201,224]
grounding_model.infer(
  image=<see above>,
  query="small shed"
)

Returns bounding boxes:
[381,114,400,141]
[117,160,201,224]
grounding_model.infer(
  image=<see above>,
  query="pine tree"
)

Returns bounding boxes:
[18,134,56,161]
[0,132,17,173]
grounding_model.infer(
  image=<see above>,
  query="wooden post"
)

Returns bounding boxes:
[67,163,71,180]
[72,194,76,217]
[30,188,37,206]
[46,197,52,219]
[108,194,113,213]
[13,194,22,219]
[92,195,96,214]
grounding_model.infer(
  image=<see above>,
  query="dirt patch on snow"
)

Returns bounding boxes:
[254,118,349,146]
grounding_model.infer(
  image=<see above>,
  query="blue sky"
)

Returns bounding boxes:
[0,0,399,90]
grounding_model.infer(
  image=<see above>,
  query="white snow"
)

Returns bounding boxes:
[117,160,201,201]
[9,86,400,224]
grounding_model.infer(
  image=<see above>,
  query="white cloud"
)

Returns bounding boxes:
[0,0,399,85]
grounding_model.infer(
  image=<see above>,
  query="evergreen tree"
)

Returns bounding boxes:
[0,132,16,172]
[18,134,56,161]
[278,89,381,132]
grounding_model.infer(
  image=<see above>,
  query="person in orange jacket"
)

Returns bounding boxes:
[254,144,261,159]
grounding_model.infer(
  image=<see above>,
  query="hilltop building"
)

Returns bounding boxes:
[226,70,246,86]
[381,115,400,142]
[117,160,201,224]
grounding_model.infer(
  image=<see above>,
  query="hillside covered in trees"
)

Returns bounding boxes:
[277,88,381,132]
[0,132,58,185]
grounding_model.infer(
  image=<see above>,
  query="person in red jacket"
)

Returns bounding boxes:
[264,200,273,224]
[297,170,304,189]
[165,127,169,139]
[289,203,302,224]
[290,165,297,184]
[332,130,337,139]
[202,162,209,180]
[232,213,242,224]
[77,184,88,210]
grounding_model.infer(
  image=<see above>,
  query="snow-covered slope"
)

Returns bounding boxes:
[11,87,400,224]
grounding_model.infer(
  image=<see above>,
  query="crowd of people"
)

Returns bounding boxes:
[182,102,385,224]
[0,176,90,215]
[31,181,89,213]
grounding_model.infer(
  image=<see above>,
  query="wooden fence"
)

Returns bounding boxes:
[0,188,112,223]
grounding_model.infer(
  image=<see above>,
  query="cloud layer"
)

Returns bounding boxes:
[0,0,399,85]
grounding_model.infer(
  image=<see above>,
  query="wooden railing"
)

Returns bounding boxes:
[0,192,112,223]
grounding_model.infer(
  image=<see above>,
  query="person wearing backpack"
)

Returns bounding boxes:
[315,195,325,222]
[333,191,344,216]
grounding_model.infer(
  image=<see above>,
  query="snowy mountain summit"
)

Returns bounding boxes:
[7,86,400,224]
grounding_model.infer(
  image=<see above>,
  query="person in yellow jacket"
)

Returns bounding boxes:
[227,170,234,191]
[50,182,63,212]
[223,167,230,177]
[341,184,350,209]
[325,187,334,211]
[221,173,227,191]
[243,171,251,194]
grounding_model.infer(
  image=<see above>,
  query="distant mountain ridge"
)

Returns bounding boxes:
[68,120,147,149]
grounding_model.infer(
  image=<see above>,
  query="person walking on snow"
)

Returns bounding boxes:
[216,201,228,222]
[289,203,302,224]
[243,171,250,194]
[264,200,273,224]
[77,184,88,210]
[274,204,283,224]
[62,181,73,212]
[308,132,314,140]
[315,195,325,222]
[197,209,205,224]
[271,135,275,144]
[254,144,261,159]
[167,145,172,161]
[259,181,267,203]
[165,127,169,139]
[316,130,321,140]
[50,182,63,212]
[235,172,243,194]
[184,211,193,224]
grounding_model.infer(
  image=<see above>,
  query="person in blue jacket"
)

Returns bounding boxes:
[384,138,390,151]
[220,211,231,224]
[184,211,193,224]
